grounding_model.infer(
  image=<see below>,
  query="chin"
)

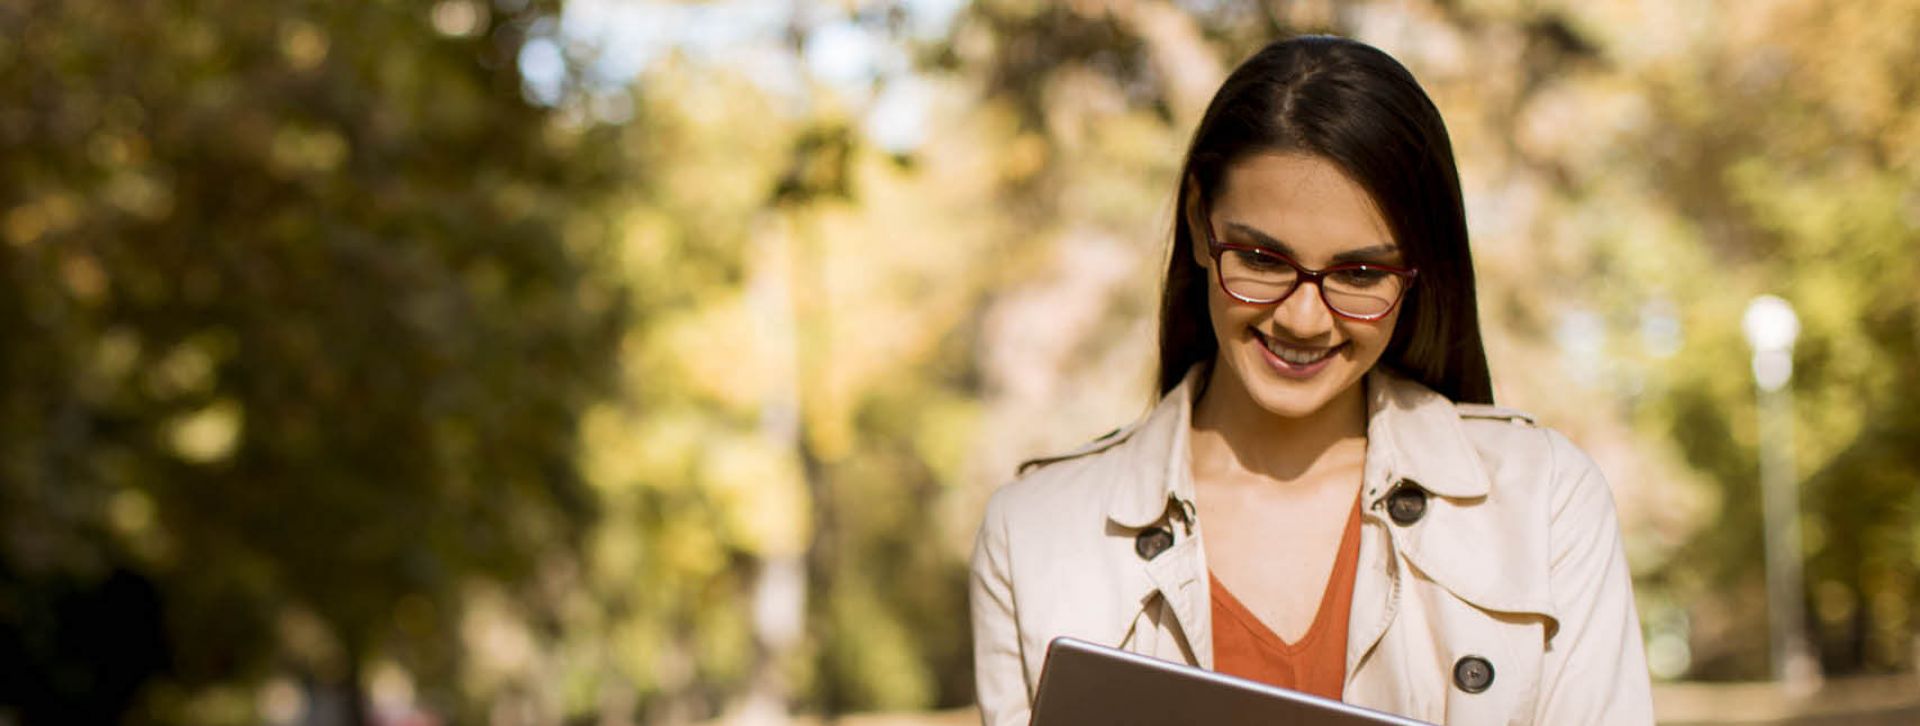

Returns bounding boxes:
[1249,385,1337,420]
[1245,373,1346,420]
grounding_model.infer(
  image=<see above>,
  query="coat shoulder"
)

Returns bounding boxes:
[1454,402,1538,426]
[1456,405,1608,506]
[1454,403,1550,478]
[1015,424,1134,475]
[986,426,1135,520]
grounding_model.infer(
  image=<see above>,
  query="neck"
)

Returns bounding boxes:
[1189,361,1370,484]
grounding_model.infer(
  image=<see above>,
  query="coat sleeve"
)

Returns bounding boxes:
[1533,434,1656,724]
[971,489,1033,726]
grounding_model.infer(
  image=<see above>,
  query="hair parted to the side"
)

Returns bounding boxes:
[1156,35,1493,404]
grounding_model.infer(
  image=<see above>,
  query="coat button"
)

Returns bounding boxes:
[1134,527,1174,561]
[1453,655,1494,693]
[1386,481,1428,526]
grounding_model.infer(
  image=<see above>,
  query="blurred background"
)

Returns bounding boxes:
[3,0,1918,724]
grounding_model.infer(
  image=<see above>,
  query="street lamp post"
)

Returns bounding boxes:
[1740,295,1820,693]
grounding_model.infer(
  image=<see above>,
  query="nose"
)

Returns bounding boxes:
[1270,279,1336,339]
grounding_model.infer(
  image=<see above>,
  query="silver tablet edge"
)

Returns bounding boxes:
[1038,636,1434,726]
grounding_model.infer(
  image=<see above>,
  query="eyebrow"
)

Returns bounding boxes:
[1224,221,1401,264]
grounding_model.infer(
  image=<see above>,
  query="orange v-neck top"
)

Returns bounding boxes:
[1209,493,1364,701]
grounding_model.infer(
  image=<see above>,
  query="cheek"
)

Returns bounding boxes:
[1210,292,1271,347]
[1202,273,1248,331]
[1351,312,1401,358]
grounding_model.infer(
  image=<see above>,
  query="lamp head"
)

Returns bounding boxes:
[1742,295,1800,353]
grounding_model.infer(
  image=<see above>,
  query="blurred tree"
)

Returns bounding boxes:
[1601,0,1920,678]
[570,45,992,718]
[0,0,628,722]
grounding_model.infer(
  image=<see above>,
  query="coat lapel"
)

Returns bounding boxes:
[1104,366,1213,668]
[1347,370,1557,680]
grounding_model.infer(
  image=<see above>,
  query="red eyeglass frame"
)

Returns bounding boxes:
[1200,214,1419,322]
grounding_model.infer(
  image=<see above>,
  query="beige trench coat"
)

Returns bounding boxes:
[969,366,1654,725]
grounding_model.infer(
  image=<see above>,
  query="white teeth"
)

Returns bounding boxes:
[1263,336,1335,365]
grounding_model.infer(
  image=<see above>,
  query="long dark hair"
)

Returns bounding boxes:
[1156,35,1493,404]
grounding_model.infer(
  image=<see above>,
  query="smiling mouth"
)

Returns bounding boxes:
[1253,329,1344,366]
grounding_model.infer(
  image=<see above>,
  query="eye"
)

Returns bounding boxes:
[1229,248,1287,270]
[1330,266,1392,287]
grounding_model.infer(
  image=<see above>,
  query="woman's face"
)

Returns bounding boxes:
[1192,152,1405,420]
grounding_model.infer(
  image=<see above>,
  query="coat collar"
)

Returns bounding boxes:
[1361,367,1493,503]
[1103,364,1495,528]
[1103,365,1205,530]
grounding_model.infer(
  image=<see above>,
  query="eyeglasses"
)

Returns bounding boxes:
[1202,217,1418,321]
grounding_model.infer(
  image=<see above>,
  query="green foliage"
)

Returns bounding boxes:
[1604,0,1920,676]
[1,0,627,721]
[575,53,993,717]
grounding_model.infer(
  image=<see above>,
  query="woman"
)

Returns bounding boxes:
[970,36,1652,724]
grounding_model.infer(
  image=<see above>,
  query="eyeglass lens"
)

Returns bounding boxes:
[1218,248,1405,317]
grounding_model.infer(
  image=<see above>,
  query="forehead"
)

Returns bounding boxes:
[1210,152,1394,256]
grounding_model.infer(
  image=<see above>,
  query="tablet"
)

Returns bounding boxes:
[1029,637,1431,725]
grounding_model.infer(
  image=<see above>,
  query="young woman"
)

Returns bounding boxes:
[970,36,1653,724]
